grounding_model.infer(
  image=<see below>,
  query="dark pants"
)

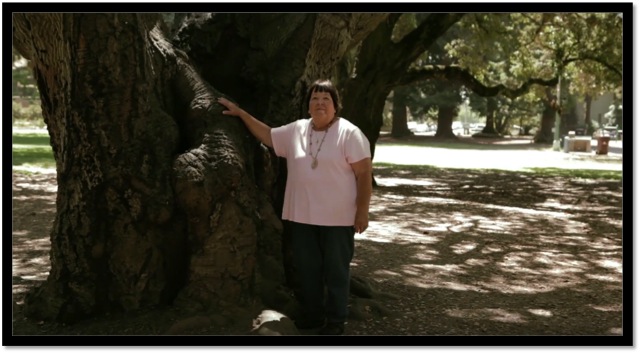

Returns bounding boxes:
[290,221,355,324]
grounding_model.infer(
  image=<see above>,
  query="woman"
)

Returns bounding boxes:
[217,79,372,335]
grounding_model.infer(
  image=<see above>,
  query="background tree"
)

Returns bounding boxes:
[388,14,420,138]
[394,14,466,139]
[405,81,463,139]
[390,85,414,138]
[439,12,622,142]
[566,15,622,135]
[466,91,539,136]
[521,13,622,142]
[12,47,40,125]
[398,13,559,138]
[444,13,560,139]
[338,13,465,158]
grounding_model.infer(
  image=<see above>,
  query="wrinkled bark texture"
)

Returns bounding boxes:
[14,14,191,323]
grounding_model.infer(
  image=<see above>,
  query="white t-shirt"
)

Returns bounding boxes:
[271,117,371,226]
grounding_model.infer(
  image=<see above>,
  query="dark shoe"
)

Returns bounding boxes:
[319,322,344,335]
[295,318,325,330]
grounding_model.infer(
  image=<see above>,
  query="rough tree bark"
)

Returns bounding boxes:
[12,12,386,323]
[14,13,192,322]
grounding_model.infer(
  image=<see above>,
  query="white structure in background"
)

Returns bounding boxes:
[573,92,617,127]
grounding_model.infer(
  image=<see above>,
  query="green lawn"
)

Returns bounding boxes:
[12,131,55,170]
[12,130,622,181]
[528,167,622,180]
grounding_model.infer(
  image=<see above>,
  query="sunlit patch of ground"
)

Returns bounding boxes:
[12,172,57,297]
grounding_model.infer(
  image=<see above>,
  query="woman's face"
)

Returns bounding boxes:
[308,90,336,122]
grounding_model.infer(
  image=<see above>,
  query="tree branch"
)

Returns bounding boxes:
[401,65,559,99]
[396,13,466,59]
[563,56,622,79]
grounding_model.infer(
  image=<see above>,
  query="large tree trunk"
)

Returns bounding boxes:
[14,14,191,322]
[13,13,386,323]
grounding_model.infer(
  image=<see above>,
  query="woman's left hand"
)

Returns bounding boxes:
[354,211,368,234]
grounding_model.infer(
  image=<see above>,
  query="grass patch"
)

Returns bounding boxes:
[13,133,51,146]
[526,167,622,180]
[377,138,550,151]
[13,131,55,170]
[379,140,490,150]
[374,162,622,180]
[374,162,510,176]
[374,162,441,173]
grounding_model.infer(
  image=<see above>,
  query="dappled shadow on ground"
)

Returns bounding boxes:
[349,165,623,336]
[11,166,623,337]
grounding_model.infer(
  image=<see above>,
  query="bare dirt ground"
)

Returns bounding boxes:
[10,136,625,342]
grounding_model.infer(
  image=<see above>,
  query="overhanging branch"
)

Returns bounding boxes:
[400,65,559,99]
[564,56,623,79]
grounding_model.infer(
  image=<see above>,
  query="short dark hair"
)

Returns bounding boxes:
[305,79,342,115]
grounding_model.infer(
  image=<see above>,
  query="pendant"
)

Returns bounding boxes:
[311,158,318,169]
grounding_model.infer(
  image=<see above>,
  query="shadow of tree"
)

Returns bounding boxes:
[11,166,624,338]
[349,165,623,336]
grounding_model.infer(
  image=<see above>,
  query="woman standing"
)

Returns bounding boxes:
[217,79,372,335]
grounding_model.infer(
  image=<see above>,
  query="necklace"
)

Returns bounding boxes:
[308,118,337,169]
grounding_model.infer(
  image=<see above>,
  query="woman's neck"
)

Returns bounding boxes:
[311,117,338,131]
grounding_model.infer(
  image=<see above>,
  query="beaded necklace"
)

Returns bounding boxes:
[308,118,337,169]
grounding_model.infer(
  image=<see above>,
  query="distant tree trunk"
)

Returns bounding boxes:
[480,97,500,136]
[533,87,557,144]
[563,95,579,134]
[584,94,594,135]
[390,87,413,138]
[13,12,384,324]
[434,105,458,138]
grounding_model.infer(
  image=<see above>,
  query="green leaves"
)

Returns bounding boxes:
[444,13,622,99]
